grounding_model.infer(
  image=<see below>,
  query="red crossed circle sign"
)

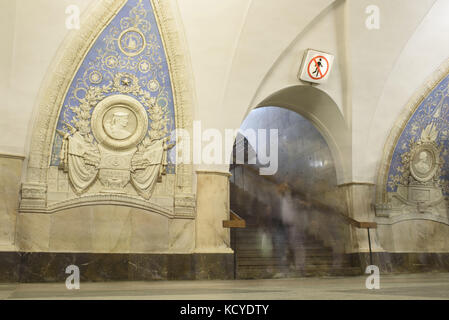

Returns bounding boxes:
[307,55,329,80]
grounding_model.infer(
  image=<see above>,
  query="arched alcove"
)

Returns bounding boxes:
[376,59,449,204]
[375,60,449,253]
[20,0,194,215]
[229,105,357,279]
[16,0,198,256]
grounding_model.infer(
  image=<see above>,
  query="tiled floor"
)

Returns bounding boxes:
[1,273,448,300]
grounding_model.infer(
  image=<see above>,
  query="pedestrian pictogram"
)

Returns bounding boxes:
[308,56,329,80]
[298,49,334,84]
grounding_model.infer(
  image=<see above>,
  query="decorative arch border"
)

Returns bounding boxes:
[21,0,195,214]
[375,58,449,204]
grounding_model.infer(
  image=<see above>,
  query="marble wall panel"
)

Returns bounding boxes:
[49,207,94,252]
[196,171,232,253]
[0,252,234,283]
[129,208,170,253]
[390,220,449,252]
[16,213,52,252]
[16,205,192,254]
[91,206,133,253]
[169,219,195,252]
[0,157,22,249]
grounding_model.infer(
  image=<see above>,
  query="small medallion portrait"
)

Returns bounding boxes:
[410,144,439,182]
[103,107,137,140]
[414,151,431,174]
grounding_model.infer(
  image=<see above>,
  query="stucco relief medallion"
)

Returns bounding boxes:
[376,124,445,217]
[105,56,119,68]
[92,95,148,150]
[118,28,146,57]
[138,60,151,73]
[148,79,160,92]
[89,70,103,84]
[410,144,439,182]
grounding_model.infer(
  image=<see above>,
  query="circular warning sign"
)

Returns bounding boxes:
[307,56,329,80]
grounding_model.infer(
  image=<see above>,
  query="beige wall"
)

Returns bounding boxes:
[0,156,23,251]
[177,0,443,186]
[2,0,449,254]
[0,0,93,156]
[1,0,447,181]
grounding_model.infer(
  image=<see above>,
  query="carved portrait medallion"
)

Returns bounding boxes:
[103,108,137,140]
[92,95,148,150]
[410,144,439,182]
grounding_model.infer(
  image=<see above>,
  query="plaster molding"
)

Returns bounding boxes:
[152,0,195,195]
[194,247,234,254]
[196,170,232,177]
[0,153,25,160]
[376,58,449,203]
[19,193,195,219]
[338,182,375,188]
[376,213,449,227]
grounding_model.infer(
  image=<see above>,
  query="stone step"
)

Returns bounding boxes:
[236,260,353,267]
[235,256,336,263]
[236,252,336,259]
[235,249,332,256]
[235,250,335,256]
[236,264,361,272]
[235,238,326,245]
[236,267,363,279]
[236,244,334,249]
[230,186,362,279]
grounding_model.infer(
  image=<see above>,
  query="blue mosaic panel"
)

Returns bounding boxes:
[51,0,176,173]
[387,75,449,195]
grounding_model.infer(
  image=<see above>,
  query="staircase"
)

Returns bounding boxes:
[230,182,362,279]
[233,225,362,279]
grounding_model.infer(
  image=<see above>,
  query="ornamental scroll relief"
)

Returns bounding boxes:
[376,123,447,218]
[20,74,188,216]
[19,0,195,217]
[57,75,174,200]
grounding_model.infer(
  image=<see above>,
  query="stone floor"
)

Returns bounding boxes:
[1,273,448,300]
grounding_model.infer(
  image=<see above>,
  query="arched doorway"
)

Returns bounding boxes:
[230,88,359,279]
